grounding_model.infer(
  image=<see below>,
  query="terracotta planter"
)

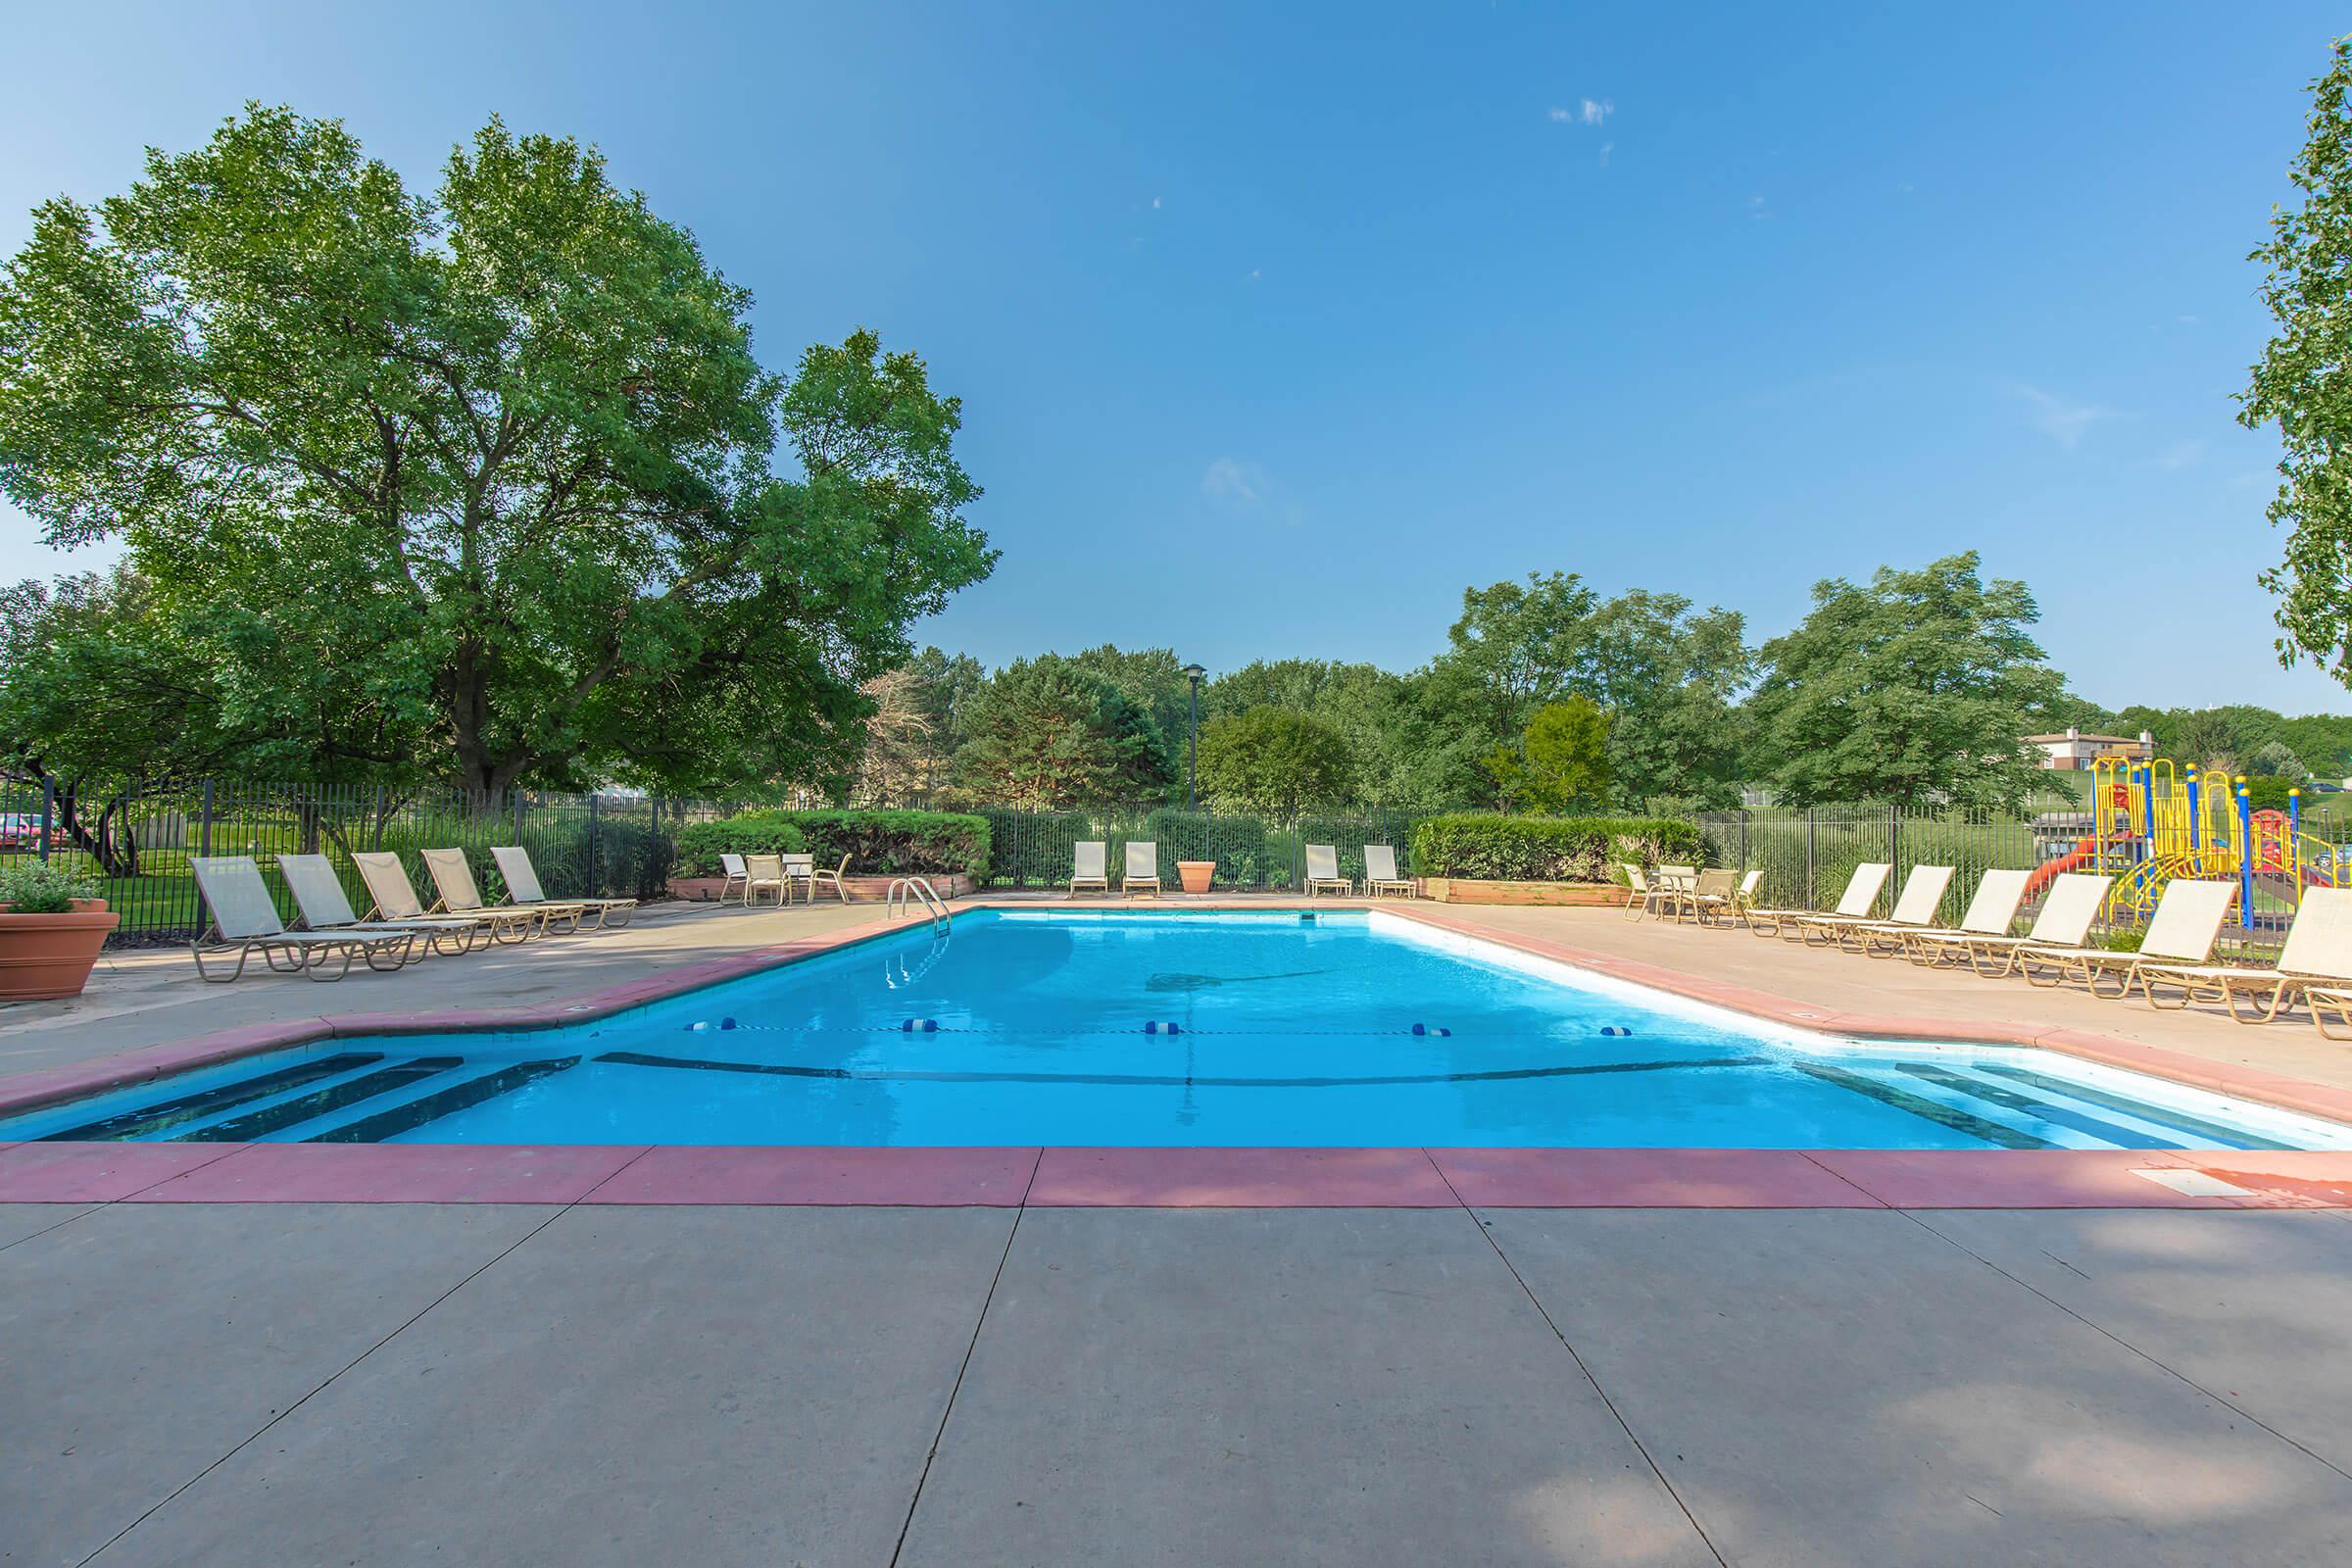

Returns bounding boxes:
[1419,878,1623,907]
[0,898,119,1001]
[1175,860,1216,895]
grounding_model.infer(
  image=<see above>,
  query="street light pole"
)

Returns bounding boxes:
[1182,662,1206,810]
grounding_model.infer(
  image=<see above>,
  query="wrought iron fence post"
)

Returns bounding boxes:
[200,779,213,859]
[513,788,524,847]
[39,776,53,863]
[1804,808,1816,906]
[588,792,602,896]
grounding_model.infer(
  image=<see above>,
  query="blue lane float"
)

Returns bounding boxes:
[1410,1022,1451,1037]
[1599,1025,1635,1037]
[1144,1020,1183,1035]
[902,1018,940,1033]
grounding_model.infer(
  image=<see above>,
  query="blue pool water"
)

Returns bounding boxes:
[10,910,2349,1150]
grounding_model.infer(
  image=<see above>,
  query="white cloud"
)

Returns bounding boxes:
[1152,196,1161,210]
[2154,439,2206,471]
[1547,106,1575,122]
[2015,384,2121,451]
[1598,141,1614,166]
[1202,458,1264,508]
[1549,99,1612,126]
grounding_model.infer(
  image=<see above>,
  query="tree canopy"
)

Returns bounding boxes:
[1194,707,1354,819]
[0,106,993,802]
[952,656,1173,808]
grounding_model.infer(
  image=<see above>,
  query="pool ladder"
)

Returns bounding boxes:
[887,876,951,931]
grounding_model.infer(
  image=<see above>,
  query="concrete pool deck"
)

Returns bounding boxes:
[12,898,2352,1562]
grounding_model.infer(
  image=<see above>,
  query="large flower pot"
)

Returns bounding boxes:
[1176,860,1216,895]
[0,898,118,1001]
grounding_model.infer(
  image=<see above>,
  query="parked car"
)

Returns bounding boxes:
[0,812,48,852]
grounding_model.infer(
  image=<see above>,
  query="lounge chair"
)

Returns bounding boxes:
[492,846,636,930]
[1746,862,1891,939]
[1801,864,1955,953]
[419,848,575,938]
[742,853,789,907]
[1124,840,1162,898]
[279,852,482,957]
[353,852,546,946]
[810,854,854,904]
[1901,872,2111,978]
[1070,841,1110,898]
[2018,878,2236,997]
[1362,845,1414,899]
[1304,844,1350,899]
[1726,868,1764,925]
[188,856,415,982]
[718,853,751,904]
[2136,887,2352,1025]
[1896,868,2031,966]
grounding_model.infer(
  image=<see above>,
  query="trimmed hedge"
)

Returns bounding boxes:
[669,812,809,877]
[1409,814,1706,882]
[783,809,991,879]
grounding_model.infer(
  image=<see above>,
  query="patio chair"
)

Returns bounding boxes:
[1124,840,1162,899]
[1897,868,2032,966]
[1362,844,1414,899]
[1726,868,1765,926]
[420,848,578,938]
[1901,872,2111,978]
[1304,844,1350,899]
[1745,861,1889,939]
[279,852,482,957]
[1620,862,1654,920]
[493,846,636,930]
[741,853,789,907]
[810,854,854,904]
[781,853,817,904]
[1800,864,1955,954]
[718,853,751,904]
[353,852,544,946]
[187,856,415,983]
[1653,863,1699,920]
[1684,868,1742,925]
[2018,878,2236,997]
[1070,841,1110,898]
[2136,887,2352,1026]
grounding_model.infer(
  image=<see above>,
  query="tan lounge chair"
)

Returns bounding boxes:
[422,848,583,936]
[1806,865,1955,954]
[2019,878,2236,997]
[354,852,545,945]
[2136,887,2352,1025]
[1304,844,1350,899]
[188,856,415,982]
[1745,862,1890,939]
[1726,868,1765,925]
[810,854,854,904]
[1897,869,2031,966]
[1070,841,1110,898]
[279,852,482,957]
[741,853,788,907]
[493,846,636,930]
[1362,845,1414,899]
[1124,840,1162,898]
[1902,872,2111,978]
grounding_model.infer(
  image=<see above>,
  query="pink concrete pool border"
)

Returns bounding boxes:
[7,899,2352,1211]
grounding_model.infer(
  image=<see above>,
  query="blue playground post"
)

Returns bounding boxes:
[2237,780,2255,930]
[2140,762,2156,851]
[2185,765,2201,853]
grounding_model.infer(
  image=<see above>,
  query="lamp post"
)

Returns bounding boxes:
[1182,662,1206,809]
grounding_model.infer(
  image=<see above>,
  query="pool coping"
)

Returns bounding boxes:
[7,898,2352,1210]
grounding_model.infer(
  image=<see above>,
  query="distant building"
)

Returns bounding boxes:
[2025,727,2155,770]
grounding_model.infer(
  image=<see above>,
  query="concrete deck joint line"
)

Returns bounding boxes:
[69,1145,661,1568]
[1421,1151,1732,1568]
[886,1149,1043,1568]
[1899,1205,2352,1488]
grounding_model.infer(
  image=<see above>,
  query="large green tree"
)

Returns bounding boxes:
[1746,554,2062,810]
[1484,697,1612,814]
[953,657,1173,808]
[0,107,993,803]
[1194,707,1355,819]
[2245,38,2352,685]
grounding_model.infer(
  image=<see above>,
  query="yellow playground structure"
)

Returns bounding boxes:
[2056,755,2340,932]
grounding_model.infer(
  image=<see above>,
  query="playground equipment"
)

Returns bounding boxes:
[2056,755,2340,931]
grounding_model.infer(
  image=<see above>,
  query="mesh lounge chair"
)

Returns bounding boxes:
[718,853,751,904]
[493,846,635,930]
[781,853,817,905]
[1362,845,1414,899]
[279,852,482,958]
[1070,841,1110,898]
[1902,872,2111,978]
[1124,840,1162,899]
[1747,862,1890,940]
[188,856,415,982]
[354,852,545,946]
[1726,868,1765,926]
[1304,844,1350,899]
[1897,869,2032,966]
[421,848,583,937]
[2136,887,2352,1025]
[810,854,854,904]
[1803,865,1955,954]
[741,853,788,907]
[2019,878,2236,997]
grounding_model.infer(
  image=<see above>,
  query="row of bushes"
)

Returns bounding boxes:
[972,808,1430,888]
[1409,815,1708,882]
[668,808,990,879]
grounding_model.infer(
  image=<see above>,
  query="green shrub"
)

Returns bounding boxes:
[1410,814,1704,882]
[0,859,99,914]
[1141,808,1271,888]
[782,809,990,878]
[669,812,809,877]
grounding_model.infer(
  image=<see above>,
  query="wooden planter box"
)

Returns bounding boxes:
[1419,878,1622,907]
[0,898,119,1001]
[665,872,977,904]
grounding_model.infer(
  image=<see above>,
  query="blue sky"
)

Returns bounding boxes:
[3,2,2346,712]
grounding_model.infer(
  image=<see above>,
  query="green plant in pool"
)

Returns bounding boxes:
[0,860,99,914]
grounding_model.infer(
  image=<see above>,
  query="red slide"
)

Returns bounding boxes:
[2024,835,2107,899]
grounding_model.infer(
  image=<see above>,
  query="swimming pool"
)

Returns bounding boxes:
[10,910,2347,1151]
